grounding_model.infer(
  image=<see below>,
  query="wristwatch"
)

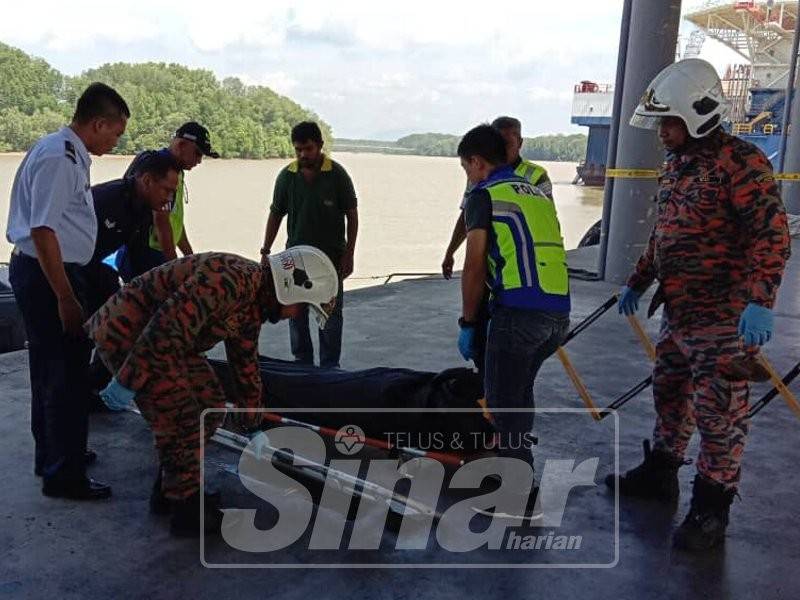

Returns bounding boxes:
[259,247,270,256]
[458,317,477,328]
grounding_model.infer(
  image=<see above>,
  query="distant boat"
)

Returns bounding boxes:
[571,1,797,186]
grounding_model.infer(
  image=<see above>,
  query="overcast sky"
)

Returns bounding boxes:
[1,1,741,140]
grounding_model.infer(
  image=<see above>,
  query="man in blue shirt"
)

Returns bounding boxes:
[6,83,129,500]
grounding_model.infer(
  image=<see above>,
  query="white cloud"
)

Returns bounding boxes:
[237,71,298,95]
[527,87,574,102]
[2,0,728,138]
[0,1,165,50]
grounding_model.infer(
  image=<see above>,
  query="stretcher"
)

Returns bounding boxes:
[209,356,496,451]
[207,358,505,529]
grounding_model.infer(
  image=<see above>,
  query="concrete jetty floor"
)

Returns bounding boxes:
[1,244,799,599]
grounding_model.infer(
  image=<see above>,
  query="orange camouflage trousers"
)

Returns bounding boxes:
[97,345,226,500]
[652,317,750,491]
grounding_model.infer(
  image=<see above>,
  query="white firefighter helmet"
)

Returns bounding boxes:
[630,58,729,138]
[267,245,339,329]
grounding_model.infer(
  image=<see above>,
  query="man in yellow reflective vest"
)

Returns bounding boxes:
[443,116,552,376]
[457,124,570,509]
[442,116,551,280]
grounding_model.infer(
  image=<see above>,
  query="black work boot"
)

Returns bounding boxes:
[673,476,736,551]
[170,492,224,537]
[151,465,220,516]
[605,440,684,502]
[150,466,172,515]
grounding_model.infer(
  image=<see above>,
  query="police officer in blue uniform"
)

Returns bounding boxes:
[84,151,180,314]
[83,152,180,397]
[6,83,129,500]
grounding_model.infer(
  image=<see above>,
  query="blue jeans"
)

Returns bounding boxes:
[9,252,93,481]
[289,280,344,368]
[484,306,569,465]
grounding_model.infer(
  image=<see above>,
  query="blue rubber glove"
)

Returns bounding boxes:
[738,302,773,347]
[99,377,136,411]
[618,286,641,316]
[247,431,269,461]
[458,324,476,361]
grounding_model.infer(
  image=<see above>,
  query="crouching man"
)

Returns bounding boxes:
[85,247,338,536]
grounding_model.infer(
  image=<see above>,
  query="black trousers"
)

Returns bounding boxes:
[9,252,92,481]
[82,260,122,392]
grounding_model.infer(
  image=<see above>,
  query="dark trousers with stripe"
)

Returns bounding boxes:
[9,252,92,481]
[290,279,345,368]
[82,259,122,393]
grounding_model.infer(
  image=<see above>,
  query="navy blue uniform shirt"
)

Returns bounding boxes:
[91,177,152,263]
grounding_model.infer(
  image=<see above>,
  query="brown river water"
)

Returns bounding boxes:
[0,152,603,290]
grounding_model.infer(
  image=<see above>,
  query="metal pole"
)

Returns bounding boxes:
[603,0,683,285]
[597,0,633,280]
[781,8,800,213]
[777,6,800,173]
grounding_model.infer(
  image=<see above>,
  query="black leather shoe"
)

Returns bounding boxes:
[35,450,97,477]
[42,477,112,500]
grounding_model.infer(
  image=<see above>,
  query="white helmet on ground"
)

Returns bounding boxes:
[267,245,339,329]
[630,58,729,138]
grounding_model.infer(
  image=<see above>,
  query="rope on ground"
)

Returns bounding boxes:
[347,272,453,285]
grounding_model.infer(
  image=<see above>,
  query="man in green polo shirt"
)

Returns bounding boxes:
[260,121,358,368]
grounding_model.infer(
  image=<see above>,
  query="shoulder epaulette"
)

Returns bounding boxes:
[64,140,77,164]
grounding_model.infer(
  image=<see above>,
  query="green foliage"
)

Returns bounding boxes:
[334,138,414,154]
[0,107,68,151]
[0,43,330,158]
[1,41,586,161]
[396,133,460,156]
[390,132,587,162]
[0,42,65,115]
[520,134,588,162]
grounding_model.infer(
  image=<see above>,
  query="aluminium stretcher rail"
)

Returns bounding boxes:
[211,427,443,520]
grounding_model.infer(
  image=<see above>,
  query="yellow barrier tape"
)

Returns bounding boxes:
[774,173,800,181]
[605,168,660,179]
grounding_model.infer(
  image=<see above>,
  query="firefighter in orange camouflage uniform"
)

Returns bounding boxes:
[85,247,338,536]
[605,60,790,551]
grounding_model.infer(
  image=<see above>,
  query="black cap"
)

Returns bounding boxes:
[175,122,220,158]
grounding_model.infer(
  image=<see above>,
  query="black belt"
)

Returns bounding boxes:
[12,246,81,267]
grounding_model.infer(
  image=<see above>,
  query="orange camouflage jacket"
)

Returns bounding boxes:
[627,131,790,325]
[86,252,266,408]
